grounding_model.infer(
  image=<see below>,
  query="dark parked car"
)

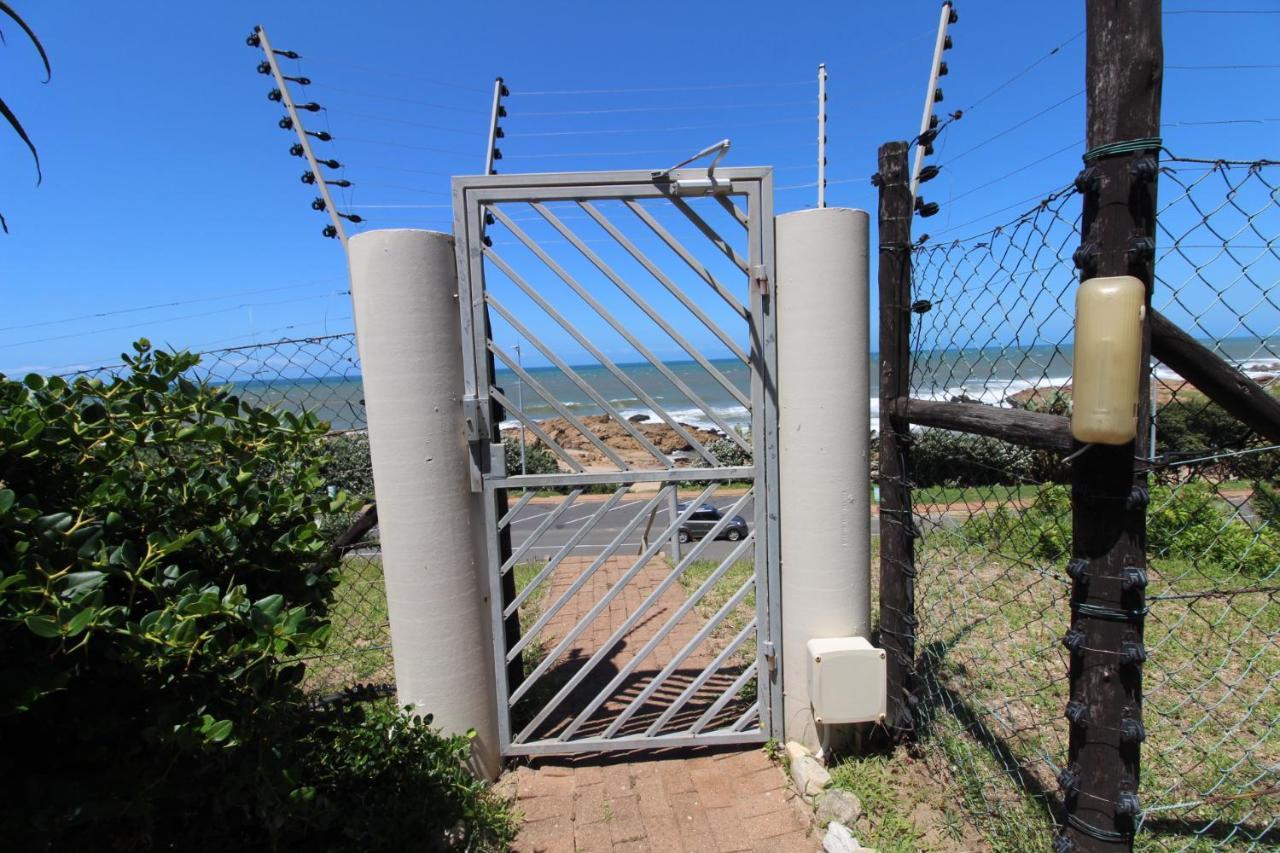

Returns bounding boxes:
[676,502,748,543]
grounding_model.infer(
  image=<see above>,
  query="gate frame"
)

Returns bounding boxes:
[450,167,781,757]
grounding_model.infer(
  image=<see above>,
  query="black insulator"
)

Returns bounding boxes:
[1117,792,1141,818]
[944,35,953,50]
[279,117,294,130]
[1120,641,1147,666]
[1074,165,1101,193]
[1062,626,1086,654]
[1130,156,1159,181]
[870,172,884,187]
[916,199,939,217]
[937,61,949,77]
[916,233,930,245]
[1058,765,1080,797]
[919,128,938,146]
[1066,558,1089,583]
[317,158,341,169]
[339,212,363,223]
[296,102,323,112]
[1064,700,1089,726]
[274,49,300,59]
[1121,566,1148,592]
[267,88,283,102]
[948,7,959,23]
[1072,242,1097,270]
[911,300,933,314]
[1128,236,1156,262]
[301,171,316,184]
[326,179,352,188]
[929,114,940,129]
[495,127,505,138]
[311,197,326,211]
[246,30,261,47]
[322,224,338,239]
[933,87,944,102]
[283,75,311,85]
[1125,486,1150,511]
[482,234,493,247]
[949,109,964,121]
[257,61,272,75]
[307,130,332,142]
[492,148,503,160]
[822,157,828,166]
[290,144,305,157]
[1120,717,1146,744]
[500,83,510,97]
[922,142,934,156]
[484,212,495,225]
[919,165,941,183]
[498,105,508,118]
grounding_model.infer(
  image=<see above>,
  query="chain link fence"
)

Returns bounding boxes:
[75,334,392,695]
[900,155,1278,849]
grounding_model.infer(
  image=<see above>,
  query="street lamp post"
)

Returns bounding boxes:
[514,343,527,478]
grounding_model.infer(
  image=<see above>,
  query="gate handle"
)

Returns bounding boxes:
[653,139,732,195]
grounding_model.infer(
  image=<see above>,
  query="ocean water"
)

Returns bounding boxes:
[227,336,1279,435]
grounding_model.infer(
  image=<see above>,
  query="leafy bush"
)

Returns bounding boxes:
[322,431,375,499]
[0,342,512,850]
[503,436,560,476]
[1156,396,1279,481]
[705,433,752,467]
[911,428,1065,488]
[961,482,1280,579]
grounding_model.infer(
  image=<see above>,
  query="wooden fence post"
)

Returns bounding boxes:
[1063,2,1162,849]
[876,141,917,740]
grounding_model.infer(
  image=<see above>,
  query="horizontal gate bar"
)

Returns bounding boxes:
[491,467,754,489]
[577,201,750,369]
[503,728,765,758]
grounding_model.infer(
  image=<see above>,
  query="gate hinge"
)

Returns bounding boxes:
[463,396,483,443]
[751,265,770,294]
[762,640,777,674]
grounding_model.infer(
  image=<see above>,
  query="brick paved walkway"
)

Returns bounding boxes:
[503,747,815,852]
[499,553,816,851]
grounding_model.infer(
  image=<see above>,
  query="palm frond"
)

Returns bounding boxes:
[0,95,40,184]
[0,1,50,81]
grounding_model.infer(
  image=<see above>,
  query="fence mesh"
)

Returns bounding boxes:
[75,334,391,695]
[901,155,1279,850]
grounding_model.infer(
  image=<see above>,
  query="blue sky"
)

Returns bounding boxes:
[1,1,1277,374]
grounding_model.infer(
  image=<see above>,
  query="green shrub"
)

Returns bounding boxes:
[322,431,374,499]
[911,428,1065,488]
[503,435,560,476]
[0,341,512,850]
[961,484,1071,561]
[1156,396,1279,481]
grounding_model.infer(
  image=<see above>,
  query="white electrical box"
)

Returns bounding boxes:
[806,637,887,725]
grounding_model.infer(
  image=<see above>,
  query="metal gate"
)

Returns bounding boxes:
[452,167,779,756]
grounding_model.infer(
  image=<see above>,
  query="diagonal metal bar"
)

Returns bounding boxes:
[485,292,661,468]
[644,615,757,737]
[625,200,748,319]
[503,486,632,619]
[498,489,539,530]
[669,196,750,274]
[731,703,760,732]
[485,250,673,468]
[564,493,756,738]
[505,484,685,671]
[490,206,721,464]
[584,537,756,740]
[691,661,758,735]
[716,195,750,230]
[510,482,719,724]
[530,202,752,451]
[579,201,749,367]
[489,340,627,470]
[489,387,584,473]
[500,489,582,574]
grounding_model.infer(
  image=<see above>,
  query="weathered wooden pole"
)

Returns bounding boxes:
[875,141,917,740]
[1063,1,1162,849]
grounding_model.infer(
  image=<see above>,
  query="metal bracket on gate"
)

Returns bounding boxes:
[751,264,770,295]
[762,641,777,675]
[653,138,734,196]
[462,396,484,492]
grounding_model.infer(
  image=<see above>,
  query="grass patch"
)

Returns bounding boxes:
[303,553,392,693]
[678,557,757,662]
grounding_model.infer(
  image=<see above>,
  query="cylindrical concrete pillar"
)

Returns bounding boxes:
[776,208,872,751]
[348,229,499,778]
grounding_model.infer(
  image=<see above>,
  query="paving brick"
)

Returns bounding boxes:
[608,814,649,846]
[752,829,818,852]
[520,794,576,824]
[734,788,792,819]
[704,805,754,852]
[517,814,576,853]
[731,766,789,797]
[740,810,801,841]
[607,793,642,825]
[574,782,609,826]
[573,821,615,853]
[642,813,684,851]
[575,763,606,786]
[519,771,576,800]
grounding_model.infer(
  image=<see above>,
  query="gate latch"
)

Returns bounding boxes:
[763,640,777,675]
[463,396,483,444]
